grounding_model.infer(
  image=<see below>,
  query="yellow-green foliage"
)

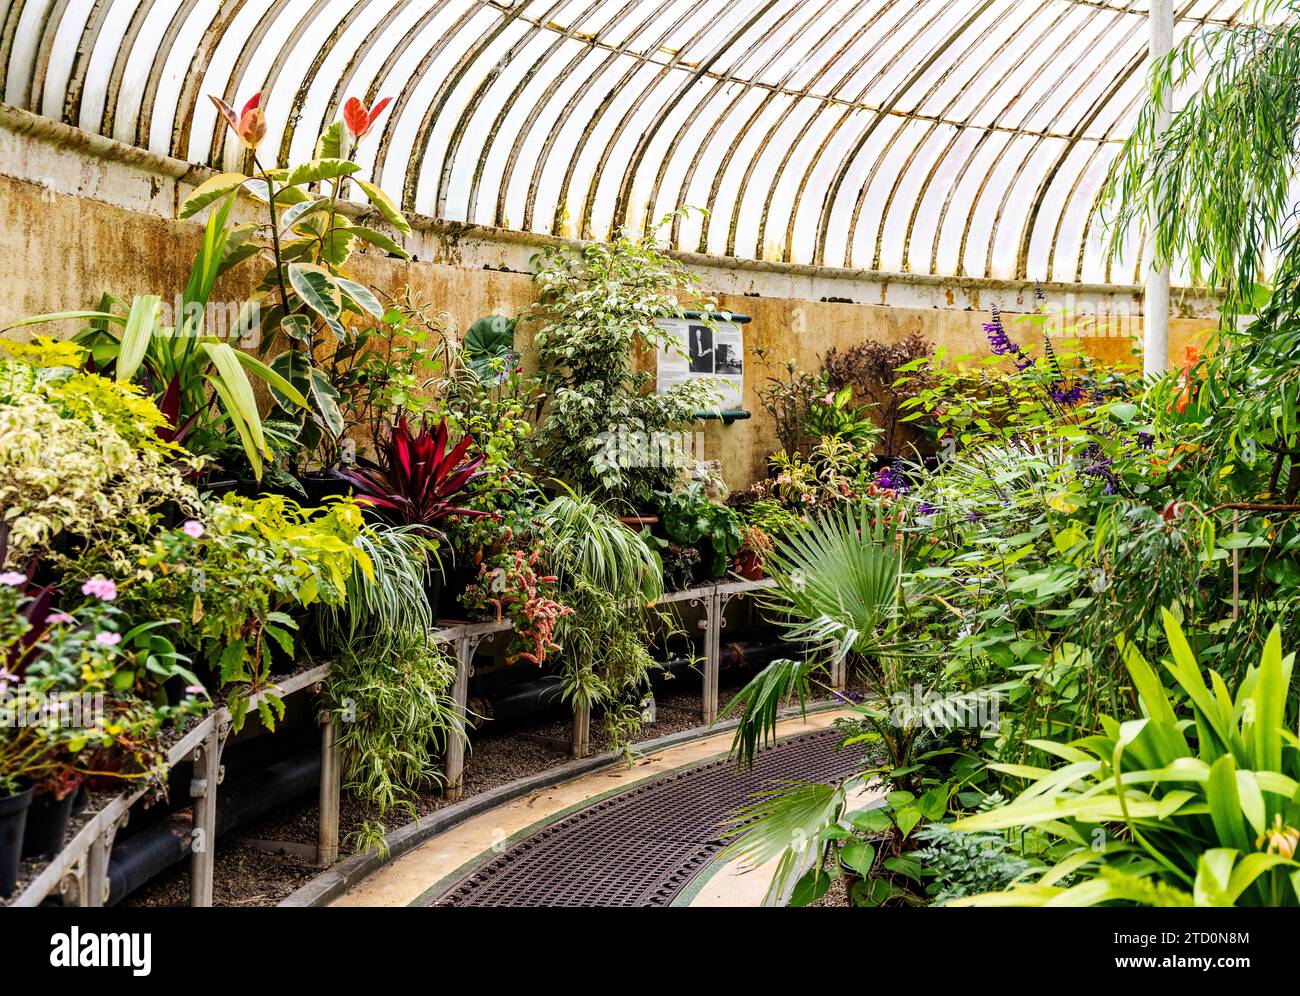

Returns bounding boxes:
[0,342,198,567]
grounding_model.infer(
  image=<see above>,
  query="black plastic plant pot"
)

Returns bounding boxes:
[22,790,75,860]
[424,571,444,621]
[297,474,353,507]
[0,786,34,897]
[436,560,479,621]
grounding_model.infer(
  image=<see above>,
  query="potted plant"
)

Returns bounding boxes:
[733,525,774,581]
[526,209,722,511]
[0,575,208,890]
[657,482,743,581]
[332,416,490,616]
[461,546,572,666]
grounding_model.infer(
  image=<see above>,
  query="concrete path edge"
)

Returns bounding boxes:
[279,700,850,907]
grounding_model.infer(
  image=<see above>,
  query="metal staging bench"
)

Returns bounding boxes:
[9,578,795,908]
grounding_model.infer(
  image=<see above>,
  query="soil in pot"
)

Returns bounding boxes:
[0,786,33,897]
[22,789,75,860]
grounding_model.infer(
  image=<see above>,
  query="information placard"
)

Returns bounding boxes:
[655,315,746,409]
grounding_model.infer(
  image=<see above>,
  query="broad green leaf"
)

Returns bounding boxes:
[1206,755,1249,851]
[789,867,831,907]
[180,171,248,218]
[280,313,315,343]
[1253,625,1284,771]
[233,348,307,408]
[202,341,266,454]
[206,374,262,479]
[287,263,342,330]
[308,367,344,437]
[283,158,361,187]
[347,225,410,258]
[838,841,875,877]
[335,276,383,318]
[355,177,411,234]
[115,295,162,383]
[463,314,517,377]
[269,349,311,414]
[279,197,333,232]
[315,120,344,160]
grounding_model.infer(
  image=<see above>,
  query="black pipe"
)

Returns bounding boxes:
[467,637,795,724]
[105,747,320,905]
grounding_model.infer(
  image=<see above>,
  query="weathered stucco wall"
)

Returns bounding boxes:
[0,107,1215,491]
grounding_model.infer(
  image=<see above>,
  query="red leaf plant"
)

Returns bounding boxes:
[342,97,393,142]
[209,92,266,150]
[332,416,490,529]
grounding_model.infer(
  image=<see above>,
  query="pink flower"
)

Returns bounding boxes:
[181,520,205,539]
[81,577,118,601]
[94,631,122,646]
[47,612,75,625]
[0,571,26,586]
[822,393,834,404]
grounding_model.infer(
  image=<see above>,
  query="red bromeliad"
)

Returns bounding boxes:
[332,416,489,529]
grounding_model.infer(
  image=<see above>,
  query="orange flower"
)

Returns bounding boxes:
[1174,344,1200,414]
[209,92,266,150]
[342,96,393,142]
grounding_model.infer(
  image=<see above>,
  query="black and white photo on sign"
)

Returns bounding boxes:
[687,324,714,373]
[714,340,742,375]
[654,316,745,410]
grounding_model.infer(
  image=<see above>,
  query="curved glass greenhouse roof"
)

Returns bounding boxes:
[1,0,1247,284]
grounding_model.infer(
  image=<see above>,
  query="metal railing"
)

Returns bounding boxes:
[9,578,786,908]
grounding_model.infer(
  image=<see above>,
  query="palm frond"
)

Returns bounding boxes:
[720,657,816,767]
[760,501,901,667]
[721,778,850,902]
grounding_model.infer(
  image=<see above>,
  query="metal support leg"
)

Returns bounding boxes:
[444,636,474,801]
[701,585,721,725]
[190,726,222,907]
[317,711,341,867]
[84,834,108,908]
[829,656,847,691]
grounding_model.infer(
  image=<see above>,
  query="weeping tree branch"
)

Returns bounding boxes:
[1103,1,1300,315]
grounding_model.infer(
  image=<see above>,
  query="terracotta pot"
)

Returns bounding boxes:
[617,514,659,531]
[733,550,765,581]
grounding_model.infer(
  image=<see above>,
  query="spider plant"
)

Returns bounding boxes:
[536,486,663,603]
[534,487,665,755]
[951,610,1300,907]
[325,629,460,857]
[320,521,437,656]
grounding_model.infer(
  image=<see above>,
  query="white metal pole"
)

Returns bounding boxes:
[1144,0,1173,377]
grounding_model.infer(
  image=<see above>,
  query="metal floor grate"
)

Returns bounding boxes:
[432,727,864,907]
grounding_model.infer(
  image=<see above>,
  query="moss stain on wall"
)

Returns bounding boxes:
[0,170,1214,491]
